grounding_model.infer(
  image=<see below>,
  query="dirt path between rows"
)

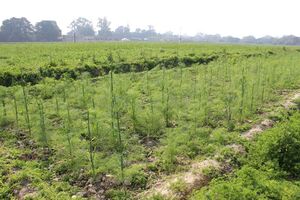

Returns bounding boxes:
[138,90,300,200]
[140,159,221,199]
[243,91,300,139]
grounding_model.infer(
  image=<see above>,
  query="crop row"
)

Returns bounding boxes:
[0,51,273,87]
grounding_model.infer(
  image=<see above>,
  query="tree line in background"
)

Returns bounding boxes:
[0,17,158,42]
[1,17,300,45]
[67,17,157,41]
[0,18,61,42]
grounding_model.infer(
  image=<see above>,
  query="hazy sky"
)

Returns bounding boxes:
[0,0,299,38]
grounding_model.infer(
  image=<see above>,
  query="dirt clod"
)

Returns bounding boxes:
[17,187,37,200]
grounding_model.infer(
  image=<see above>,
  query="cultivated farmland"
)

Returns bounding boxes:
[0,42,300,199]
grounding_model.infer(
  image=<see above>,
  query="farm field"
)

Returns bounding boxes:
[0,42,300,200]
[0,42,293,86]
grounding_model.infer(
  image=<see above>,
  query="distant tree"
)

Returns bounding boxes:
[135,28,141,34]
[68,17,95,37]
[113,25,130,40]
[0,17,34,42]
[277,35,300,45]
[97,17,112,40]
[256,36,276,44]
[130,26,157,40]
[141,25,157,39]
[222,36,240,43]
[35,20,62,41]
[146,25,156,36]
[0,31,4,42]
[204,34,222,42]
[160,31,179,41]
[130,28,141,40]
[241,36,257,44]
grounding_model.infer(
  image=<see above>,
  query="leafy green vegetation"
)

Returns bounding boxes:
[0,42,291,86]
[191,113,300,200]
[0,42,299,199]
